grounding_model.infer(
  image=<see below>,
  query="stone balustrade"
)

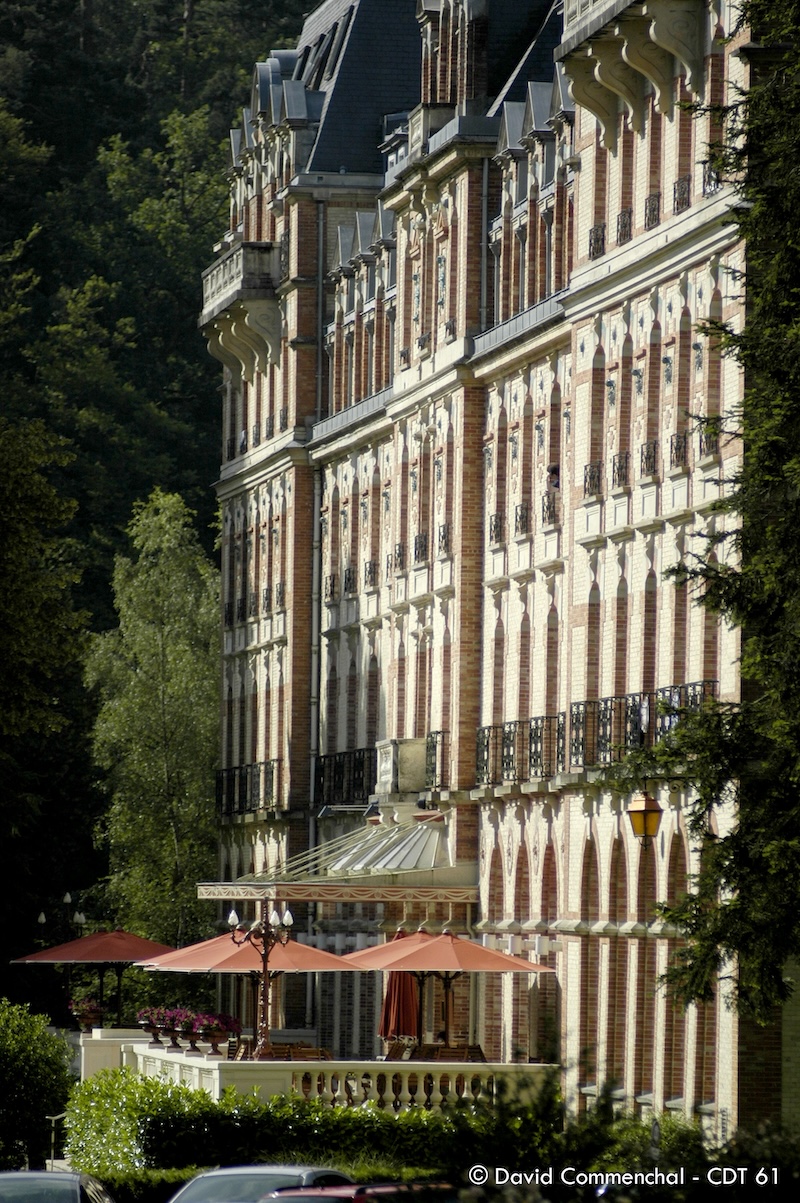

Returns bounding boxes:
[119,1042,553,1110]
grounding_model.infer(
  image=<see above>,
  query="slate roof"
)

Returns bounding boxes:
[488,0,564,115]
[252,0,420,176]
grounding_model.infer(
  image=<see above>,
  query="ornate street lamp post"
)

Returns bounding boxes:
[228,903,293,1058]
[627,790,663,1113]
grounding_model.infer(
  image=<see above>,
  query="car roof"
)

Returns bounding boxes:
[198,1168,346,1176]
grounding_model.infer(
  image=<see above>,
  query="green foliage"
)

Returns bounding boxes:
[86,490,219,949]
[0,998,73,1169]
[92,1167,200,1203]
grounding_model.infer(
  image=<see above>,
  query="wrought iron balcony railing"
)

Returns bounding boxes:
[488,512,504,544]
[477,716,567,784]
[223,601,233,627]
[476,724,504,785]
[425,730,449,789]
[248,591,259,617]
[617,207,632,245]
[583,461,603,497]
[438,523,450,556]
[343,566,357,594]
[514,502,529,536]
[640,439,659,477]
[644,192,661,230]
[612,452,629,488]
[275,581,286,610]
[702,162,722,197]
[542,491,559,526]
[569,681,717,768]
[262,585,272,614]
[236,597,246,622]
[699,428,719,458]
[414,531,429,564]
[315,746,378,807]
[589,222,606,260]
[528,713,566,778]
[394,542,406,572]
[364,560,379,588]
[266,415,275,439]
[323,574,336,603]
[670,431,689,469]
[673,174,691,214]
[279,407,289,432]
[216,760,281,817]
[654,680,717,739]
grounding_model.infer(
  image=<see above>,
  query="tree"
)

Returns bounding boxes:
[86,490,219,947]
[0,999,72,1169]
[607,2,800,1023]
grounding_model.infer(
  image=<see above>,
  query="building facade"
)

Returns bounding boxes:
[199,0,788,1134]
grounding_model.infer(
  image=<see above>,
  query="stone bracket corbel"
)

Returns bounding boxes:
[643,0,705,96]
[617,14,676,116]
[563,50,619,152]
[591,36,646,134]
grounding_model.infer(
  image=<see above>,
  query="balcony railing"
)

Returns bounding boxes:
[438,523,450,556]
[654,680,717,739]
[414,532,429,564]
[644,192,661,230]
[476,725,504,785]
[275,582,286,610]
[617,207,632,245]
[670,431,689,469]
[323,574,337,603]
[612,452,629,488]
[569,681,717,768]
[226,436,237,462]
[476,715,566,784]
[673,174,691,214]
[364,560,379,588]
[583,461,603,497]
[425,730,449,789]
[394,542,406,572]
[248,591,259,617]
[236,597,246,622]
[514,503,529,536]
[699,428,719,458]
[588,222,606,260]
[542,491,559,526]
[201,242,278,323]
[262,585,272,614]
[266,415,275,439]
[223,601,233,627]
[279,407,289,432]
[216,760,281,817]
[315,747,378,807]
[343,566,357,595]
[702,162,722,197]
[528,713,566,778]
[488,513,504,545]
[640,439,659,477]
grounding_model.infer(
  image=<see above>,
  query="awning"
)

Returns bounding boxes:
[198,814,478,903]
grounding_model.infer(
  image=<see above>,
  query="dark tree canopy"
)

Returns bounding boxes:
[0,0,307,1003]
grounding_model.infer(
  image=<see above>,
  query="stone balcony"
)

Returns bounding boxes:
[199,241,282,379]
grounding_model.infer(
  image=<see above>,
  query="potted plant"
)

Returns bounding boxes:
[70,997,104,1032]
